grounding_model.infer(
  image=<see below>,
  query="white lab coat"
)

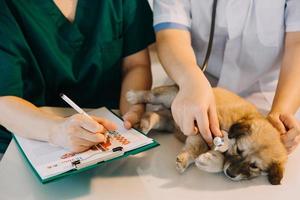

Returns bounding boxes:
[153,0,300,116]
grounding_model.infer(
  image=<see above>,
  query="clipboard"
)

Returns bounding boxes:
[13,107,159,184]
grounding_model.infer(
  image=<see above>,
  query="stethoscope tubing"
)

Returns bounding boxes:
[201,0,218,72]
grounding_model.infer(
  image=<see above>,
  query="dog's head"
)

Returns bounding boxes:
[223,116,287,185]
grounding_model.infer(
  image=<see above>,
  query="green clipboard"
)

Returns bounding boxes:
[13,108,159,184]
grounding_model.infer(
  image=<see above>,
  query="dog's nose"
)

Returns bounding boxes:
[225,169,236,179]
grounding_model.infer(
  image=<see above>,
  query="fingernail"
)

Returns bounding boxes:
[219,132,224,137]
[111,123,117,130]
[193,127,198,134]
[124,121,131,129]
[95,123,103,132]
[99,132,107,142]
[103,135,107,143]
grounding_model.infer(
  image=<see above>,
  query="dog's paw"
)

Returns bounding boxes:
[140,117,151,133]
[176,152,193,173]
[140,112,161,133]
[195,150,224,173]
[126,90,145,105]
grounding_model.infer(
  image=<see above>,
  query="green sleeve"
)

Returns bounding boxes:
[0,1,26,97]
[122,0,156,57]
[0,127,12,154]
[0,1,28,153]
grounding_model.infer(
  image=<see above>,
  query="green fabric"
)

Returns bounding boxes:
[0,127,11,153]
[0,0,155,153]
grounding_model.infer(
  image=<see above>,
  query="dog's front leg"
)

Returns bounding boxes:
[176,134,209,173]
[139,109,175,133]
[195,150,224,173]
[126,85,178,108]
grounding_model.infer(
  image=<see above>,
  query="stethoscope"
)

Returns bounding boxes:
[201,0,226,148]
[201,0,218,72]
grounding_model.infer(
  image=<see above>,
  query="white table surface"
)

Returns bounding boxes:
[1,107,300,200]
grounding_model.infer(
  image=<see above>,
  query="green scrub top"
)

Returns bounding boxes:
[0,0,155,153]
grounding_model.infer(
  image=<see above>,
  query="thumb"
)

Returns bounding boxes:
[268,114,286,134]
[279,114,299,130]
[123,111,140,129]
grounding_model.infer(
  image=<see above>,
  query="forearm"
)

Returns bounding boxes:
[0,96,62,141]
[156,29,206,87]
[271,32,300,114]
[120,50,152,115]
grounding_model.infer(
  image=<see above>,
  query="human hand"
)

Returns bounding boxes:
[49,114,117,153]
[268,113,300,154]
[172,72,222,146]
[267,112,286,134]
[123,104,145,129]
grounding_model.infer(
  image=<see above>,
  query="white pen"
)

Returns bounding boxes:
[60,93,109,148]
[59,93,93,120]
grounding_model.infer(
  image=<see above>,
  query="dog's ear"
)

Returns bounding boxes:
[228,122,251,139]
[268,162,284,185]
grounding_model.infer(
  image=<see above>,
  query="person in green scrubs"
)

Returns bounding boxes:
[0,0,155,153]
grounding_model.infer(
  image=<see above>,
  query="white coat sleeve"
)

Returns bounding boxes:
[153,0,191,32]
[285,0,300,32]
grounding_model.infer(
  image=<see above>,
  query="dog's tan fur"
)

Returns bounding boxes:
[126,85,287,185]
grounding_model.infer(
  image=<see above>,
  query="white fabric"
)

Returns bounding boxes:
[153,0,300,116]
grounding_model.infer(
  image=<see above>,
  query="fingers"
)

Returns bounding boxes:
[268,114,300,154]
[123,111,139,129]
[172,99,218,145]
[122,105,144,129]
[74,126,106,143]
[279,114,300,130]
[70,146,89,153]
[172,101,198,136]
[182,114,195,135]
[53,114,116,152]
[196,111,213,146]
[281,130,299,143]
[171,103,181,131]
[282,136,299,154]
[69,114,108,144]
[71,137,96,147]
[92,116,117,131]
[208,104,223,137]
[123,121,132,129]
[281,128,300,154]
[268,113,286,134]
[71,114,105,133]
[71,114,117,133]
[66,137,96,153]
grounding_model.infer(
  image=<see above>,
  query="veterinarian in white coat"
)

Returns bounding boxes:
[153,0,300,153]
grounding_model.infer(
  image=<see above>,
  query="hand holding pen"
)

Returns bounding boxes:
[48,94,117,153]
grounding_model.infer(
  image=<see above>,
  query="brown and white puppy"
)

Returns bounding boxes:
[127,85,287,185]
